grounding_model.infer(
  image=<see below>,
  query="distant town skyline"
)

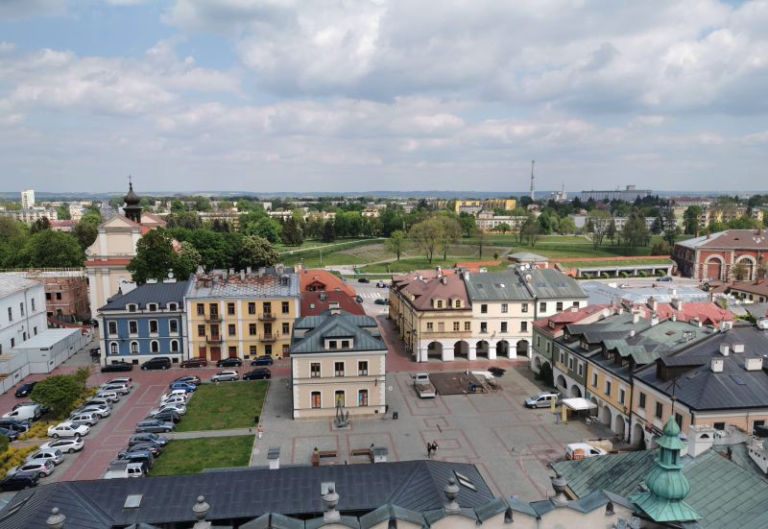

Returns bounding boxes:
[1,1,767,192]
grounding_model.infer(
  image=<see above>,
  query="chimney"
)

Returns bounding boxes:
[711,358,724,373]
[146,278,158,284]
[441,276,448,285]
[649,297,658,312]
[746,357,763,371]
[632,312,640,324]
[228,268,235,276]
[672,313,677,322]
[732,343,745,353]
[443,479,461,515]
[630,329,636,338]
[691,317,702,328]
[720,343,730,356]
[651,312,659,327]
[672,297,683,310]
[322,484,341,523]
[268,447,280,469]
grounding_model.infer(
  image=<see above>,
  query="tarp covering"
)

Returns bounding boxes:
[562,398,598,411]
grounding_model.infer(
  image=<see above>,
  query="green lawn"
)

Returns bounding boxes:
[360,256,509,274]
[175,382,269,432]
[150,436,253,476]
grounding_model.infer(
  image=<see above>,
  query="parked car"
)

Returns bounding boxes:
[169,381,197,393]
[216,357,243,368]
[41,437,84,454]
[107,377,133,388]
[128,433,168,447]
[101,361,134,373]
[117,449,154,469]
[9,460,55,479]
[657,276,674,282]
[0,473,39,491]
[72,404,111,418]
[121,442,162,457]
[173,375,201,386]
[160,389,190,403]
[524,392,560,409]
[3,403,42,422]
[211,370,239,382]
[96,390,120,403]
[84,398,113,409]
[358,277,370,283]
[103,460,144,479]
[70,412,100,427]
[243,368,271,381]
[14,381,38,398]
[48,422,90,439]
[26,448,63,466]
[180,357,208,368]
[148,410,182,424]
[162,395,188,408]
[376,281,387,288]
[566,443,608,460]
[0,427,20,441]
[149,403,186,416]
[0,419,30,434]
[135,420,174,434]
[356,295,364,303]
[374,298,388,305]
[251,356,273,367]
[141,357,172,370]
[101,383,130,395]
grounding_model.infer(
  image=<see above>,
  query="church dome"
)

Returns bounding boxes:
[124,182,140,206]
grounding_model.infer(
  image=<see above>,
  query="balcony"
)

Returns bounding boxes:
[260,333,280,341]
[259,313,276,321]
[206,335,223,344]
[205,314,221,323]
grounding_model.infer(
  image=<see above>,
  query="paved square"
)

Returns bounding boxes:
[254,366,614,502]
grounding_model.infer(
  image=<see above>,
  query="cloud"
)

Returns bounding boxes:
[0,0,65,20]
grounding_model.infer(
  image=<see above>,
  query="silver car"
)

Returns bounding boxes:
[40,437,84,454]
[211,370,239,382]
[26,448,63,466]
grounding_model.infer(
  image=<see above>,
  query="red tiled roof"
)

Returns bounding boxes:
[300,291,365,317]
[639,301,735,325]
[298,269,356,297]
[727,281,768,298]
[534,305,608,332]
[398,273,470,311]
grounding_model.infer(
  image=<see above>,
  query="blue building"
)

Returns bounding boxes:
[98,279,189,367]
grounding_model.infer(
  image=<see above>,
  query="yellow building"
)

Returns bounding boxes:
[454,199,516,215]
[290,309,387,419]
[185,267,299,361]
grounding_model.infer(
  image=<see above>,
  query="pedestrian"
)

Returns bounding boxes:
[257,425,264,439]
[427,442,432,458]
[432,441,439,455]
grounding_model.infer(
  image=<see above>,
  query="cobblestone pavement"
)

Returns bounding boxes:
[253,367,614,503]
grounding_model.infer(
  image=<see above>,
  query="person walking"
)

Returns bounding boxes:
[427,442,432,458]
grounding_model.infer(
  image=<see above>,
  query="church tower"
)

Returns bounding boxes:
[123,178,142,224]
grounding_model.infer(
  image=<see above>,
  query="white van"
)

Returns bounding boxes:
[2,404,42,422]
[103,460,144,479]
[524,392,560,409]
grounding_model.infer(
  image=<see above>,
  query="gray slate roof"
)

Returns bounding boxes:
[291,313,385,355]
[100,281,189,312]
[0,461,494,529]
[465,268,586,302]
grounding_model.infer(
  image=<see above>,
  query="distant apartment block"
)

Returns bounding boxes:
[454,198,517,215]
[580,185,651,202]
[0,207,58,224]
[21,189,35,209]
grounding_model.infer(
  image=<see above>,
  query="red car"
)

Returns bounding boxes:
[180,357,208,368]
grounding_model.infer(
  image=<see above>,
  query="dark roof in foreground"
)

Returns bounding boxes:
[291,312,385,354]
[100,280,189,312]
[0,461,494,529]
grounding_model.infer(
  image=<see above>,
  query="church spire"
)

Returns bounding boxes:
[631,417,699,523]
[123,176,143,223]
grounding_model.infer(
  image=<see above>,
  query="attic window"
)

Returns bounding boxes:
[127,304,137,312]
[124,494,143,509]
[730,374,746,386]
[147,304,157,312]
[454,471,477,492]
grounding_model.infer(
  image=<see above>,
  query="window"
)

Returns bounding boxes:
[129,321,138,335]
[436,300,443,309]
[358,390,369,406]
[522,303,529,313]
[249,323,257,336]
[108,321,117,335]
[655,402,663,419]
[334,362,345,377]
[639,392,646,409]
[537,336,541,347]
[130,341,139,354]
[196,303,204,316]
[33,327,37,336]
[464,321,471,331]
[228,324,236,336]
[714,422,725,431]
[481,304,488,314]
[169,320,178,334]
[282,301,290,314]
[592,372,598,387]
[250,345,257,356]
[556,302,563,312]
[539,302,547,312]
[311,363,321,378]
[56,293,62,301]
[341,340,350,349]
[149,320,158,334]
[480,322,488,334]
[453,322,460,331]
[150,341,159,353]
[427,322,434,331]
[573,301,580,309]
[227,302,236,315]
[209,303,218,316]
[265,344,272,356]
[675,413,683,429]
[7,307,12,321]
[335,390,345,407]
[197,324,206,337]
[546,342,551,353]
[559,350,565,363]
[501,322,508,333]
[619,388,626,405]
[263,302,272,314]
[168,303,178,311]
[19,302,24,316]
[170,340,179,353]
[311,392,321,409]
[248,302,256,315]
[282,323,290,335]
[46,293,51,300]
[358,361,368,376]
[568,357,574,371]
[229,346,237,357]
[577,363,584,376]
[605,380,612,396]
[210,324,220,337]
[148,304,157,312]
[501,303,508,313]
[282,344,289,355]
[521,321,528,332]
[10,338,14,347]
[110,342,118,354]
[31,299,35,311]
[455,300,462,308]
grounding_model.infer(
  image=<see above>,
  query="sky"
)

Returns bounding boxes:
[1,0,767,194]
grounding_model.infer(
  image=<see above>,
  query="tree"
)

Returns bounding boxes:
[174,241,202,279]
[537,212,553,235]
[31,217,51,234]
[651,214,664,235]
[246,218,282,244]
[322,219,337,242]
[475,226,487,258]
[621,212,651,248]
[457,213,476,237]
[281,217,304,246]
[409,217,443,264]
[31,374,84,419]
[732,260,749,281]
[493,223,511,235]
[166,211,202,230]
[587,210,613,249]
[437,216,462,260]
[387,230,407,261]
[127,228,177,284]
[606,219,617,244]
[522,220,541,247]
[21,230,84,267]
[56,204,71,220]
[683,206,703,236]
[241,236,279,269]
[662,210,679,248]
[558,217,576,235]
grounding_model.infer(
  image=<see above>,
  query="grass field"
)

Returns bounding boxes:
[360,256,509,274]
[558,258,673,268]
[150,436,253,476]
[175,382,269,432]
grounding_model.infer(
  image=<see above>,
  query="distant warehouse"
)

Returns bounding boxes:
[580,185,651,202]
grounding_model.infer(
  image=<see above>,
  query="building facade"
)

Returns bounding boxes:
[454,198,517,215]
[21,189,35,209]
[673,229,768,281]
[0,276,47,356]
[0,207,58,224]
[98,279,189,366]
[186,267,299,361]
[0,270,90,323]
[291,310,386,419]
[580,185,651,202]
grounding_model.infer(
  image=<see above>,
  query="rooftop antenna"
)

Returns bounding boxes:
[530,160,535,201]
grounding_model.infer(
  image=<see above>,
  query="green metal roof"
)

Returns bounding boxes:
[290,313,386,355]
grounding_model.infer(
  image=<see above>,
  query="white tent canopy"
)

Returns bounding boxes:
[561,398,597,411]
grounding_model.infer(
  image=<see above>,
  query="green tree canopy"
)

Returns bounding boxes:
[386,230,408,261]
[21,230,84,268]
[246,217,282,244]
[127,228,177,284]
[31,374,84,419]
[241,236,279,269]
[281,216,304,246]
[587,210,613,249]
[409,217,444,264]
[683,206,703,236]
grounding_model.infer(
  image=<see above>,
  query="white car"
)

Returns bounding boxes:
[101,383,130,395]
[149,403,187,416]
[96,390,120,403]
[74,404,111,418]
[9,459,55,478]
[160,389,189,404]
[48,421,90,439]
[211,370,239,382]
[566,443,608,460]
[107,377,133,388]
[26,448,63,466]
[41,437,84,454]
